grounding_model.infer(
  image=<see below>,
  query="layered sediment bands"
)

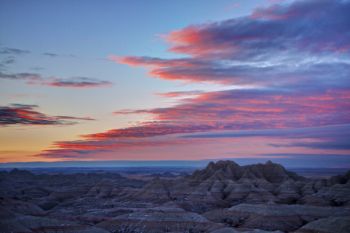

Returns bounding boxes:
[0,161,349,232]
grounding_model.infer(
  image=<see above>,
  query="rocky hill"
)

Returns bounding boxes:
[0,161,349,233]
[132,161,350,212]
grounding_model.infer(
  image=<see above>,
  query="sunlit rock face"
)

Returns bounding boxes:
[0,161,349,233]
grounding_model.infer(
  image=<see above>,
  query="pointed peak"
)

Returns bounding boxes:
[207,160,239,169]
[265,160,274,165]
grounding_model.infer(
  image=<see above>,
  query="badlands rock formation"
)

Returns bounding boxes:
[0,161,349,232]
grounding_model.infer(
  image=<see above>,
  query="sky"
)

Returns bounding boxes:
[0,0,349,168]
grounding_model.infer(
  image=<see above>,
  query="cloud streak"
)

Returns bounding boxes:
[0,104,95,126]
[0,72,112,88]
[46,77,112,88]
[185,124,350,151]
[0,47,30,55]
[115,88,350,129]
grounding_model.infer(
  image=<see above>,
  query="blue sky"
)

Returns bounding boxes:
[0,0,266,116]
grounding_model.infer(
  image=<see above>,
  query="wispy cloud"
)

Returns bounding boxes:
[156,90,204,98]
[185,124,350,151]
[114,88,350,129]
[0,72,112,88]
[1,57,16,65]
[0,72,41,81]
[41,52,77,58]
[42,52,59,57]
[45,77,112,88]
[0,104,95,126]
[0,47,30,55]
[82,123,215,139]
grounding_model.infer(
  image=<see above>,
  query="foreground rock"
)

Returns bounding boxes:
[204,203,350,232]
[295,216,350,233]
[211,228,283,233]
[0,161,349,232]
[97,203,222,232]
[0,206,109,233]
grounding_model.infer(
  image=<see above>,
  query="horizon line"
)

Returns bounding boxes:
[1,158,349,169]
